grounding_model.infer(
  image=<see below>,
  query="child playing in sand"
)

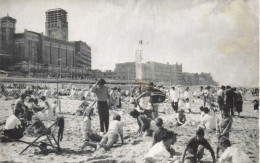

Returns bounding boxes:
[144,130,180,163]
[218,138,252,163]
[175,109,187,127]
[130,109,154,136]
[80,106,102,150]
[80,114,124,150]
[152,118,168,146]
[216,108,233,158]
[182,128,216,163]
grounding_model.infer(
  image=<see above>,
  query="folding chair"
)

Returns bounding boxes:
[17,117,64,155]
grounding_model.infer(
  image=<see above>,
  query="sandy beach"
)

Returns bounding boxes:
[0,92,258,163]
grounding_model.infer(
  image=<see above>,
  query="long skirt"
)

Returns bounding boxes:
[235,101,243,113]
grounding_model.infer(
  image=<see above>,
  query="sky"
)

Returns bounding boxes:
[0,0,259,87]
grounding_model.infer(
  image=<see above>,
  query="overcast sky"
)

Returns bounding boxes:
[0,0,258,87]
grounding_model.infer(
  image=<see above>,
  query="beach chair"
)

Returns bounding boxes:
[16,116,64,155]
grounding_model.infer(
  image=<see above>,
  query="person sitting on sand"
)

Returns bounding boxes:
[32,98,45,113]
[51,100,58,116]
[4,107,24,140]
[218,138,252,163]
[80,114,124,150]
[175,109,187,127]
[77,97,89,115]
[216,108,233,158]
[80,106,102,150]
[144,130,180,163]
[34,96,54,121]
[130,109,154,136]
[182,128,216,163]
[13,93,28,118]
[198,107,216,132]
[152,118,168,146]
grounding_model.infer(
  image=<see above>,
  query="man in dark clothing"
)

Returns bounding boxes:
[152,118,168,146]
[182,128,216,163]
[90,79,110,134]
[224,86,235,116]
[233,88,243,117]
[217,86,225,112]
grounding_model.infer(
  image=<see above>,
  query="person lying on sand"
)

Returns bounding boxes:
[130,109,154,136]
[217,138,252,163]
[144,130,180,163]
[80,106,102,150]
[4,107,24,140]
[151,118,168,146]
[182,128,216,163]
[80,114,124,150]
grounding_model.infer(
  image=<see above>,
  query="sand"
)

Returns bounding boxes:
[0,92,258,163]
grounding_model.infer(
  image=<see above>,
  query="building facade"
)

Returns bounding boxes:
[45,8,68,41]
[114,61,183,84]
[74,41,91,70]
[144,61,183,84]
[0,15,16,67]
[114,62,136,80]
[0,9,92,78]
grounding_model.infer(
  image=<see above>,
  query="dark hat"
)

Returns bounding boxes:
[98,78,106,85]
[206,86,211,89]
[221,85,225,89]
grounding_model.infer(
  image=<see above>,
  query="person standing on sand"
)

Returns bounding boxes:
[204,86,215,113]
[169,85,180,113]
[224,86,235,116]
[233,87,243,117]
[217,86,225,113]
[183,87,193,113]
[197,86,205,106]
[90,78,110,134]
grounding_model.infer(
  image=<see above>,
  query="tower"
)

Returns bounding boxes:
[0,14,16,67]
[45,8,68,41]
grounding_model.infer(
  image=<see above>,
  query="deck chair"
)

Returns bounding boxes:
[17,116,64,155]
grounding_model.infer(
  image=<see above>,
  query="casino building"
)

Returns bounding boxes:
[0,9,92,78]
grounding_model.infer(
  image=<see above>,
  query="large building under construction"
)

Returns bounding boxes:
[0,9,91,78]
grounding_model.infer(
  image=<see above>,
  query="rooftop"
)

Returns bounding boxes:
[46,8,67,13]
